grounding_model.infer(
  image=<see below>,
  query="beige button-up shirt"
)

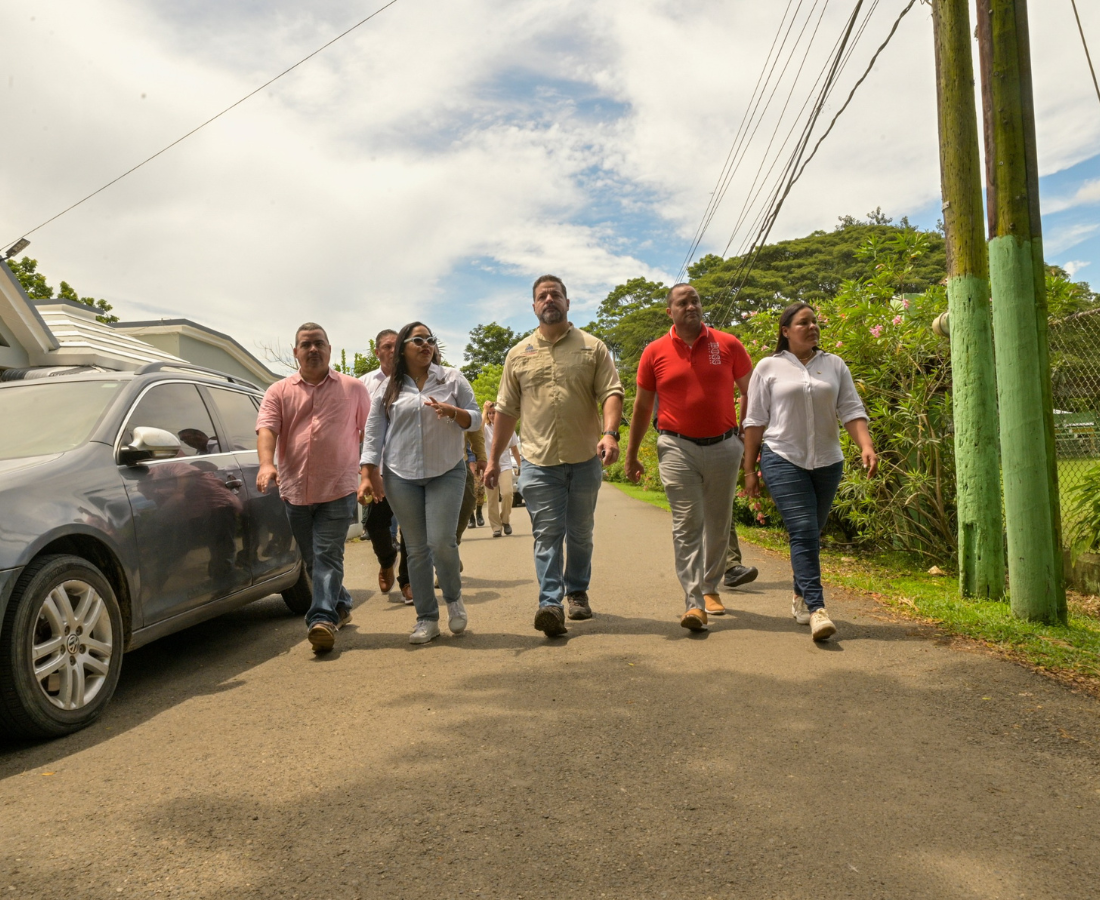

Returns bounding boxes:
[496,324,623,467]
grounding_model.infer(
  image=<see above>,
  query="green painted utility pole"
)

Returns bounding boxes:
[931,0,1005,600]
[976,0,1067,624]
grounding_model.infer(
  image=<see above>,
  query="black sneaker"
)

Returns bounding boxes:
[566,590,593,620]
[468,514,477,529]
[476,508,485,527]
[723,565,759,588]
[503,523,512,535]
[534,605,568,637]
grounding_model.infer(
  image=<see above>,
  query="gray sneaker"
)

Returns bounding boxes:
[792,595,811,625]
[409,619,441,644]
[446,599,468,634]
[534,604,568,637]
[566,590,592,620]
[723,564,759,588]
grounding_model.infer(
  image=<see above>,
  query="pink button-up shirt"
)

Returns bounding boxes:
[256,369,370,506]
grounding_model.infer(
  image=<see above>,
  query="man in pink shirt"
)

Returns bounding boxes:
[257,322,371,653]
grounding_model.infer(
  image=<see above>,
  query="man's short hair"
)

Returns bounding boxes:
[665,283,698,305]
[532,274,567,300]
[375,328,398,348]
[294,322,328,346]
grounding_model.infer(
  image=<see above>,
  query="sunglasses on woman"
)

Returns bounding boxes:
[405,335,438,347]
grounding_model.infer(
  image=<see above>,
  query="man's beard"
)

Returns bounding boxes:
[538,306,565,325]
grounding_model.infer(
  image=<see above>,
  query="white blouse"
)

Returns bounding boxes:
[360,364,482,480]
[743,350,867,470]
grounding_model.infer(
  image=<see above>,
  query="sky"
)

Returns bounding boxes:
[2,0,1099,373]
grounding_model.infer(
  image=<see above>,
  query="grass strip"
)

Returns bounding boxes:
[611,482,1100,692]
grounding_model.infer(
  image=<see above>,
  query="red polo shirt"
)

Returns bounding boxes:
[636,325,752,438]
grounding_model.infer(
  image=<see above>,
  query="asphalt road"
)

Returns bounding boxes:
[2,484,1099,899]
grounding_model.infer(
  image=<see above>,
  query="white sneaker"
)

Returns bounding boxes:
[810,608,836,642]
[447,599,468,634]
[409,619,440,644]
[792,595,811,625]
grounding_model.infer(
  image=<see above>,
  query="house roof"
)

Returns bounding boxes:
[32,298,185,369]
[111,318,279,386]
[0,262,60,360]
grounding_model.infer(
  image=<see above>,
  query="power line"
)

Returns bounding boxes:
[4,0,405,249]
[1070,0,1100,107]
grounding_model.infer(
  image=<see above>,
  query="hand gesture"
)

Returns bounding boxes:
[424,397,454,420]
[624,455,644,483]
[484,459,500,490]
[257,463,279,493]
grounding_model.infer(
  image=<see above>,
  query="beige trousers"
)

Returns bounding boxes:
[486,465,515,533]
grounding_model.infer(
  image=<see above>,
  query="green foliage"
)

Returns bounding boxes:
[5,256,118,323]
[1045,265,1097,319]
[470,363,503,410]
[1065,464,1100,557]
[334,342,379,377]
[462,322,519,382]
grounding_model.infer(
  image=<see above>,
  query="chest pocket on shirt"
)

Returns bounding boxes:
[558,347,597,391]
[512,355,551,388]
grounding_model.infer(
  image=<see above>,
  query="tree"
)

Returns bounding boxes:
[4,256,118,323]
[462,322,519,382]
[470,363,503,410]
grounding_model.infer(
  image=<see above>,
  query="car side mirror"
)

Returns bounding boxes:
[119,426,182,466]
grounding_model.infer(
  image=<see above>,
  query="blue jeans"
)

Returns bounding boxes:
[384,459,467,622]
[518,455,603,608]
[284,492,358,628]
[759,446,844,613]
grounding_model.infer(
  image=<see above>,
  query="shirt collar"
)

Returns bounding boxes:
[534,323,574,345]
[402,362,446,388]
[669,323,710,349]
[289,367,337,386]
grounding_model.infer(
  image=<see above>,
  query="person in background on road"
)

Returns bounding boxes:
[257,322,371,654]
[485,275,624,637]
[742,301,877,642]
[358,328,411,602]
[624,284,753,632]
[724,518,759,590]
[482,401,521,538]
[359,322,482,645]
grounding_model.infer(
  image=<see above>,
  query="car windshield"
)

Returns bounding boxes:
[0,380,123,460]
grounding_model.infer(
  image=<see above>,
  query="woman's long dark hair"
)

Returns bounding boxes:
[774,301,816,355]
[383,321,434,416]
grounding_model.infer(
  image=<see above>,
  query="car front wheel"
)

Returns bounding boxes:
[0,554,125,739]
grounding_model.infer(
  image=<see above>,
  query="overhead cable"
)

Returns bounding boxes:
[1070,0,1100,107]
[3,0,405,249]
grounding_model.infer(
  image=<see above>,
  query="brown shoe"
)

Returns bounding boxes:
[534,604,568,637]
[566,590,592,620]
[337,606,352,629]
[704,593,726,616]
[308,621,337,653]
[401,583,414,606]
[680,607,708,632]
[378,565,396,593]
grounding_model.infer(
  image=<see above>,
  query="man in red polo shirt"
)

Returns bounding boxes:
[625,284,752,632]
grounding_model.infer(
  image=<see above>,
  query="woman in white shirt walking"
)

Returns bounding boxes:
[742,302,877,642]
[359,322,482,644]
[482,401,522,537]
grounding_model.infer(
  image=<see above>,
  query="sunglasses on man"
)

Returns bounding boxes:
[405,335,438,347]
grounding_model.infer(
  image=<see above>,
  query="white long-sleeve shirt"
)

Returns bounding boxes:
[743,350,867,470]
[360,364,482,480]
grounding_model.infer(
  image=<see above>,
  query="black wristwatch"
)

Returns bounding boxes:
[602,430,621,441]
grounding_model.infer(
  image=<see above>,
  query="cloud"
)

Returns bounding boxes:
[1045,178,1100,214]
[1045,223,1100,256]
[1,0,1098,364]
[1063,260,1090,278]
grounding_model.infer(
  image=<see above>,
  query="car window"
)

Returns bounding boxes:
[121,383,220,456]
[208,388,261,452]
[0,380,123,460]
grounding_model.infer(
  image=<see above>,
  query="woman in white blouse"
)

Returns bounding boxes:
[359,322,482,644]
[742,302,877,642]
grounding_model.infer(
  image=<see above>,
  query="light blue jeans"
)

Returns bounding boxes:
[283,492,358,628]
[384,459,467,622]
[518,455,603,608]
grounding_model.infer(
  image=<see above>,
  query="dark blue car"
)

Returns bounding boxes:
[0,363,309,739]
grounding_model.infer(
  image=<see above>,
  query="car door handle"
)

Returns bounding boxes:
[224,476,243,491]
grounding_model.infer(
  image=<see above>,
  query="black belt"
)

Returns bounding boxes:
[657,427,737,447]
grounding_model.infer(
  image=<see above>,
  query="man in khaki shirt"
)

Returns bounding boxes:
[485,274,624,636]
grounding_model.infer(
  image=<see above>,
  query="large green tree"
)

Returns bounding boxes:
[462,322,519,381]
[4,256,118,323]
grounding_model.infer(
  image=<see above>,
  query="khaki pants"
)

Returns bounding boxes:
[486,466,515,533]
[657,433,743,610]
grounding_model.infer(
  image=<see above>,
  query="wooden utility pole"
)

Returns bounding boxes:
[976,0,1067,624]
[931,0,1005,599]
